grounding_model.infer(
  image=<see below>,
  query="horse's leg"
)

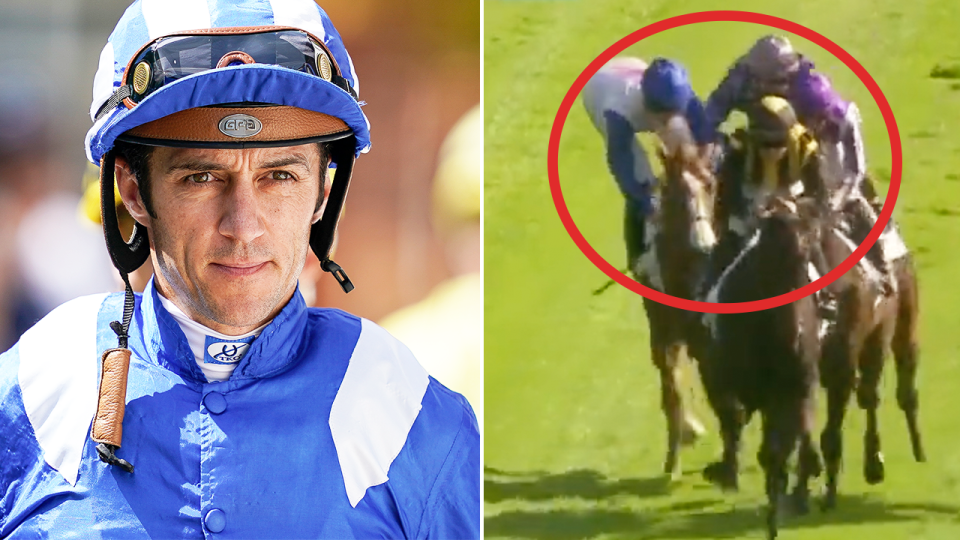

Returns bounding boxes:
[645,300,685,479]
[759,409,792,540]
[675,343,706,446]
[657,339,685,480]
[790,383,822,515]
[680,310,711,445]
[820,331,857,511]
[892,265,925,462]
[858,328,887,485]
[700,353,744,491]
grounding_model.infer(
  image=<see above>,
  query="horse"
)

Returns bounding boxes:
[817,202,925,510]
[698,196,825,540]
[632,116,717,480]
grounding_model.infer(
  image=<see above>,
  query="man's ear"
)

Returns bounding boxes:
[313,168,335,224]
[114,155,151,227]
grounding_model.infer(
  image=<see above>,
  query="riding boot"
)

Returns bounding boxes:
[624,200,650,277]
[869,238,897,296]
[855,196,897,297]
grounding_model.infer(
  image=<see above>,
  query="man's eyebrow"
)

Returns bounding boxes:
[260,154,312,171]
[162,153,312,174]
[164,159,227,174]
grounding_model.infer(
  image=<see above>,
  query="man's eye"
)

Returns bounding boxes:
[271,171,293,181]
[186,173,211,184]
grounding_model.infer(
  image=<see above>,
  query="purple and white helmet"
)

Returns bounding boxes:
[792,71,850,121]
[745,35,801,81]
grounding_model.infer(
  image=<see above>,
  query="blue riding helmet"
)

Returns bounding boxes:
[641,58,694,113]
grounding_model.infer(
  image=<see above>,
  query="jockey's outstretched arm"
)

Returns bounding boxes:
[602,110,655,214]
[704,60,749,141]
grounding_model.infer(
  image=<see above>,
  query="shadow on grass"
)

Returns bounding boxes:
[484,466,676,503]
[486,494,960,539]
[930,64,960,79]
[485,466,960,539]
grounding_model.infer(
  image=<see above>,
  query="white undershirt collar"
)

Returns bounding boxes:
[157,294,270,382]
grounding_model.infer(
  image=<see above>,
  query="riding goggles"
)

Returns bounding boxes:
[95,27,357,121]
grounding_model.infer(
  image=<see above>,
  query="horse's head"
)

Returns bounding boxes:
[755,195,824,287]
[656,116,717,253]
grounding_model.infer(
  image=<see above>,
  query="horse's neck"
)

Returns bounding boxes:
[823,225,868,292]
[750,230,809,300]
[658,171,696,234]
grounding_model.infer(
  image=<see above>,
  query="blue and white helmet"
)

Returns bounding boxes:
[86,0,369,165]
[88,0,370,293]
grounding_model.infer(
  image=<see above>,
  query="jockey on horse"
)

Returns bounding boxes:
[792,71,900,296]
[703,95,839,319]
[583,57,716,476]
[581,56,713,278]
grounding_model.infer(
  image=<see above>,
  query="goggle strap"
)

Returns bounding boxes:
[332,73,358,100]
[95,85,134,122]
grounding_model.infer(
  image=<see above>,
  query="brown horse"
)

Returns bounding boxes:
[817,205,925,510]
[634,120,717,480]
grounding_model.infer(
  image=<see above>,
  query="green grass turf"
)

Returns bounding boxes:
[484,0,960,538]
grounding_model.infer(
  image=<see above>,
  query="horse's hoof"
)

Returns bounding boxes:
[766,511,780,540]
[820,489,837,512]
[680,417,705,446]
[788,489,811,516]
[864,452,885,485]
[663,453,680,479]
[665,467,683,483]
[703,461,738,491]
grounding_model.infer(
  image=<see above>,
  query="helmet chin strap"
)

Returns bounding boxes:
[310,136,357,294]
[100,150,151,275]
[92,149,146,474]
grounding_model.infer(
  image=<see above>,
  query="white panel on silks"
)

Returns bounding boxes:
[329,318,430,507]
[140,0,212,38]
[269,0,327,41]
[18,294,108,486]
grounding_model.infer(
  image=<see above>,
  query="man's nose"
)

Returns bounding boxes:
[219,181,266,243]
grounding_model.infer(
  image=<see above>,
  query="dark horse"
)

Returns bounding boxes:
[634,120,717,480]
[699,197,825,540]
[817,198,925,510]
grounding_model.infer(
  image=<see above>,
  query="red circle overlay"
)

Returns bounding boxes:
[548,10,901,314]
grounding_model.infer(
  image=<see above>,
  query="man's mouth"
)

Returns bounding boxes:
[210,261,269,277]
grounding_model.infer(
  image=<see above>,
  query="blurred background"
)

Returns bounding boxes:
[0,0,481,407]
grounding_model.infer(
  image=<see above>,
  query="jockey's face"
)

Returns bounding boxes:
[754,68,796,97]
[116,144,328,335]
[759,146,788,162]
[648,110,675,128]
